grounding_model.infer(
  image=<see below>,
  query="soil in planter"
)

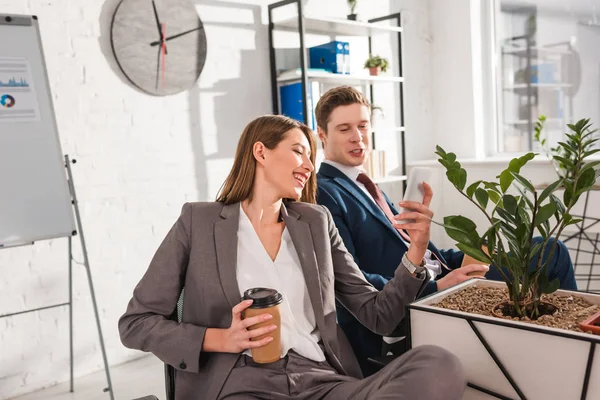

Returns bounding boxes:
[493,301,557,320]
[433,286,600,333]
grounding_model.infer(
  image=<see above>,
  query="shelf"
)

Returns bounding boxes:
[274,15,402,37]
[502,46,570,58]
[372,126,406,133]
[277,70,404,85]
[503,83,571,95]
[505,119,563,125]
[373,175,407,184]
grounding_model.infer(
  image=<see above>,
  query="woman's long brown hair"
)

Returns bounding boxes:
[216,115,317,204]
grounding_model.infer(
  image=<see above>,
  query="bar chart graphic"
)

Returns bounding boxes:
[0,77,30,88]
[0,57,39,122]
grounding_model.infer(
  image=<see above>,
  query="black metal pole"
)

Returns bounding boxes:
[65,155,114,400]
[397,13,406,192]
[581,342,596,399]
[268,4,279,114]
[296,0,309,125]
[267,0,298,114]
[368,34,375,150]
[525,32,533,151]
[69,235,74,392]
[0,303,69,318]
[467,320,526,400]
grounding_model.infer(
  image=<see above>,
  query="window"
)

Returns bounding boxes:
[493,0,600,154]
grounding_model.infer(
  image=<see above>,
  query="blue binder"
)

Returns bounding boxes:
[309,41,348,74]
[279,82,318,130]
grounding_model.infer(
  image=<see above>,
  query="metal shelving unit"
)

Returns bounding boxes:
[267,0,407,187]
[499,5,574,152]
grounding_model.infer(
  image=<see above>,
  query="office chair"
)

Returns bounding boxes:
[165,288,185,400]
[367,318,408,370]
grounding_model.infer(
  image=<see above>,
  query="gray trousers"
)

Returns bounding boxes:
[218,345,465,400]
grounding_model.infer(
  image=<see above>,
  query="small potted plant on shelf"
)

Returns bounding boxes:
[408,117,600,399]
[364,55,388,76]
[347,0,358,21]
[370,105,384,129]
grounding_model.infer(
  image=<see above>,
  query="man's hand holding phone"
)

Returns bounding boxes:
[393,168,434,263]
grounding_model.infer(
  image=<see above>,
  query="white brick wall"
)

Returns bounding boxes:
[0,0,272,398]
[0,0,433,398]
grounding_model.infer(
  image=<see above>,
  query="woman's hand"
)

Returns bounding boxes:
[203,299,277,353]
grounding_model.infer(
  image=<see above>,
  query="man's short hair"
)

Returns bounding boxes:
[315,86,370,132]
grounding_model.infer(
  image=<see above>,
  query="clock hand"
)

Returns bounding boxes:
[151,0,167,54]
[149,26,202,46]
[161,23,167,88]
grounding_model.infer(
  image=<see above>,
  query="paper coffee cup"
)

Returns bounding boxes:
[242,288,283,363]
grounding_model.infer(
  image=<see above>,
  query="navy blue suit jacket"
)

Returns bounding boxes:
[316,163,464,374]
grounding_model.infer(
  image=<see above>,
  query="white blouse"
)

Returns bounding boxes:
[236,204,326,362]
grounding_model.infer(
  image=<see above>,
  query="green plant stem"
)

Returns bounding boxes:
[522,191,538,302]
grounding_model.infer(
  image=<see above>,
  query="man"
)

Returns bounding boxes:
[314,86,578,376]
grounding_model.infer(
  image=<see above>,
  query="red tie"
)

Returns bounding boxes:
[356,173,412,242]
[357,172,450,271]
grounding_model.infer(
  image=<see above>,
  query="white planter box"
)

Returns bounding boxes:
[408,279,600,400]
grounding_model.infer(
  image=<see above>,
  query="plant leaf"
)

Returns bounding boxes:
[467,180,482,199]
[456,243,489,263]
[553,155,575,169]
[443,216,479,246]
[475,188,489,209]
[511,172,536,192]
[534,202,557,227]
[499,170,513,193]
[488,190,501,205]
[580,161,600,175]
[583,149,600,158]
[447,168,468,191]
[576,167,597,195]
[541,278,560,294]
[483,182,501,192]
[538,179,563,203]
[502,194,518,214]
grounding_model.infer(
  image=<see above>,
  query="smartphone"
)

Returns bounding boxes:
[396,167,432,224]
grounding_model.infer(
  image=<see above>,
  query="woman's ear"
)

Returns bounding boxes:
[253,142,267,165]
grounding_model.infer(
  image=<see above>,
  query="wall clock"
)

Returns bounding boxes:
[111,0,207,96]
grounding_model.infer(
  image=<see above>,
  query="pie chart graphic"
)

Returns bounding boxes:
[1,94,15,108]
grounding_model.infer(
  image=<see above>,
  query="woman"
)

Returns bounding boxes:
[119,115,465,400]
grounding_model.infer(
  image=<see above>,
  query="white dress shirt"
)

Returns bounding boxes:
[236,204,326,362]
[321,159,442,279]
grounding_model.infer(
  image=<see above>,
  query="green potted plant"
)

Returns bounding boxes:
[406,117,600,399]
[364,55,388,76]
[435,117,599,319]
[347,0,358,21]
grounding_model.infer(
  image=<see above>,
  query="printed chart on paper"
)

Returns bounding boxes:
[0,57,40,122]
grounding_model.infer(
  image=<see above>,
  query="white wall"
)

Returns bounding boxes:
[0,0,271,398]
[429,0,477,160]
